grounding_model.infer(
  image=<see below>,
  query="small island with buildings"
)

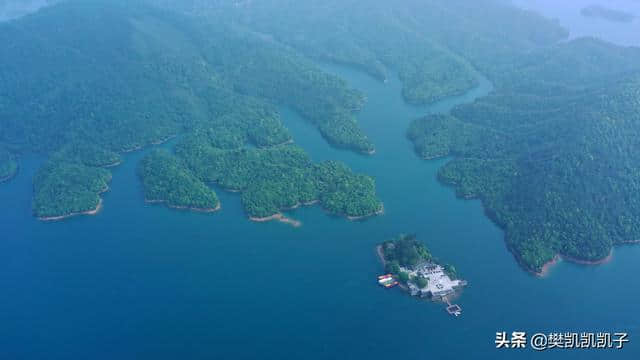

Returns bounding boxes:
[377,234,467,316]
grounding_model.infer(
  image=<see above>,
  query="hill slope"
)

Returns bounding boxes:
[408,39,640,271]
[0,0,377,218]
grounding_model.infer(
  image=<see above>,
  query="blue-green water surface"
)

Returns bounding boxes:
[1,63,639,360]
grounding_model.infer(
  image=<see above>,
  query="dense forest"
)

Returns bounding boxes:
[139,149,219,211]
[0,0,567,222]
[0,0,377,218]
[159,0,566,105]
[33,160,111,219]
[0,0,372,154]
[167,135,382,219]
[381,234,432,269]
[408,38,640,272]
[381,234,458,280]
[135,132,382,219]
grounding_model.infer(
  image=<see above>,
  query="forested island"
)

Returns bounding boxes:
[378,234,464,300]
[581,5,636,23]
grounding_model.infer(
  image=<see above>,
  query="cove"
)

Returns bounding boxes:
[1,64,639,359]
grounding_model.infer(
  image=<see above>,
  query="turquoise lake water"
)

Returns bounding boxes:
[2,3,640,356]
[2,62,639,359]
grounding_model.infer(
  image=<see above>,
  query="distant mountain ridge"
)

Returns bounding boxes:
[581,4,636,23]
[0,0,61,21]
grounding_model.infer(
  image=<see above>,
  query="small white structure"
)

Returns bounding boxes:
[401,263,465,299]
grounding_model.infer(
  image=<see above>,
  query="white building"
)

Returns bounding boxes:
[402,263,464,298]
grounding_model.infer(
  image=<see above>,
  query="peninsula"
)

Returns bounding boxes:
[137,141,382,226]
[171,138,383,225]
[33,161,112,221]
[407,38,640,274]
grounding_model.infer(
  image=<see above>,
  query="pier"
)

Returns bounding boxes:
[444,296,462,317]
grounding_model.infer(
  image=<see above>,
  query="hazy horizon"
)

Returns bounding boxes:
[512,0,640,46]
[3,0,639,46]
[0,0,61,21]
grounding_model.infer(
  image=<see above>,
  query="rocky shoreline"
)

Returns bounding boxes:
[39,199,104,221]
[250,213,302,227]
[347,203,384,221]
[247,197,384,228]
[38,183,110,222]
[145,199,221,213]
[536,250,614,277]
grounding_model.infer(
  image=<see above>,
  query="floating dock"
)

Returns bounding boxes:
[446,304,462,317]
[444,297,462,317]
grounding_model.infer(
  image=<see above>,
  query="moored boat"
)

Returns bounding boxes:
[384,281,399,288]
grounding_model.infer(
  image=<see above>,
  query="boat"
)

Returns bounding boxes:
[384,281,399,288]
[377,274,393,280]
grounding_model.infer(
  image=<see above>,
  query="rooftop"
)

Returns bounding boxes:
[401,263,463,298]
